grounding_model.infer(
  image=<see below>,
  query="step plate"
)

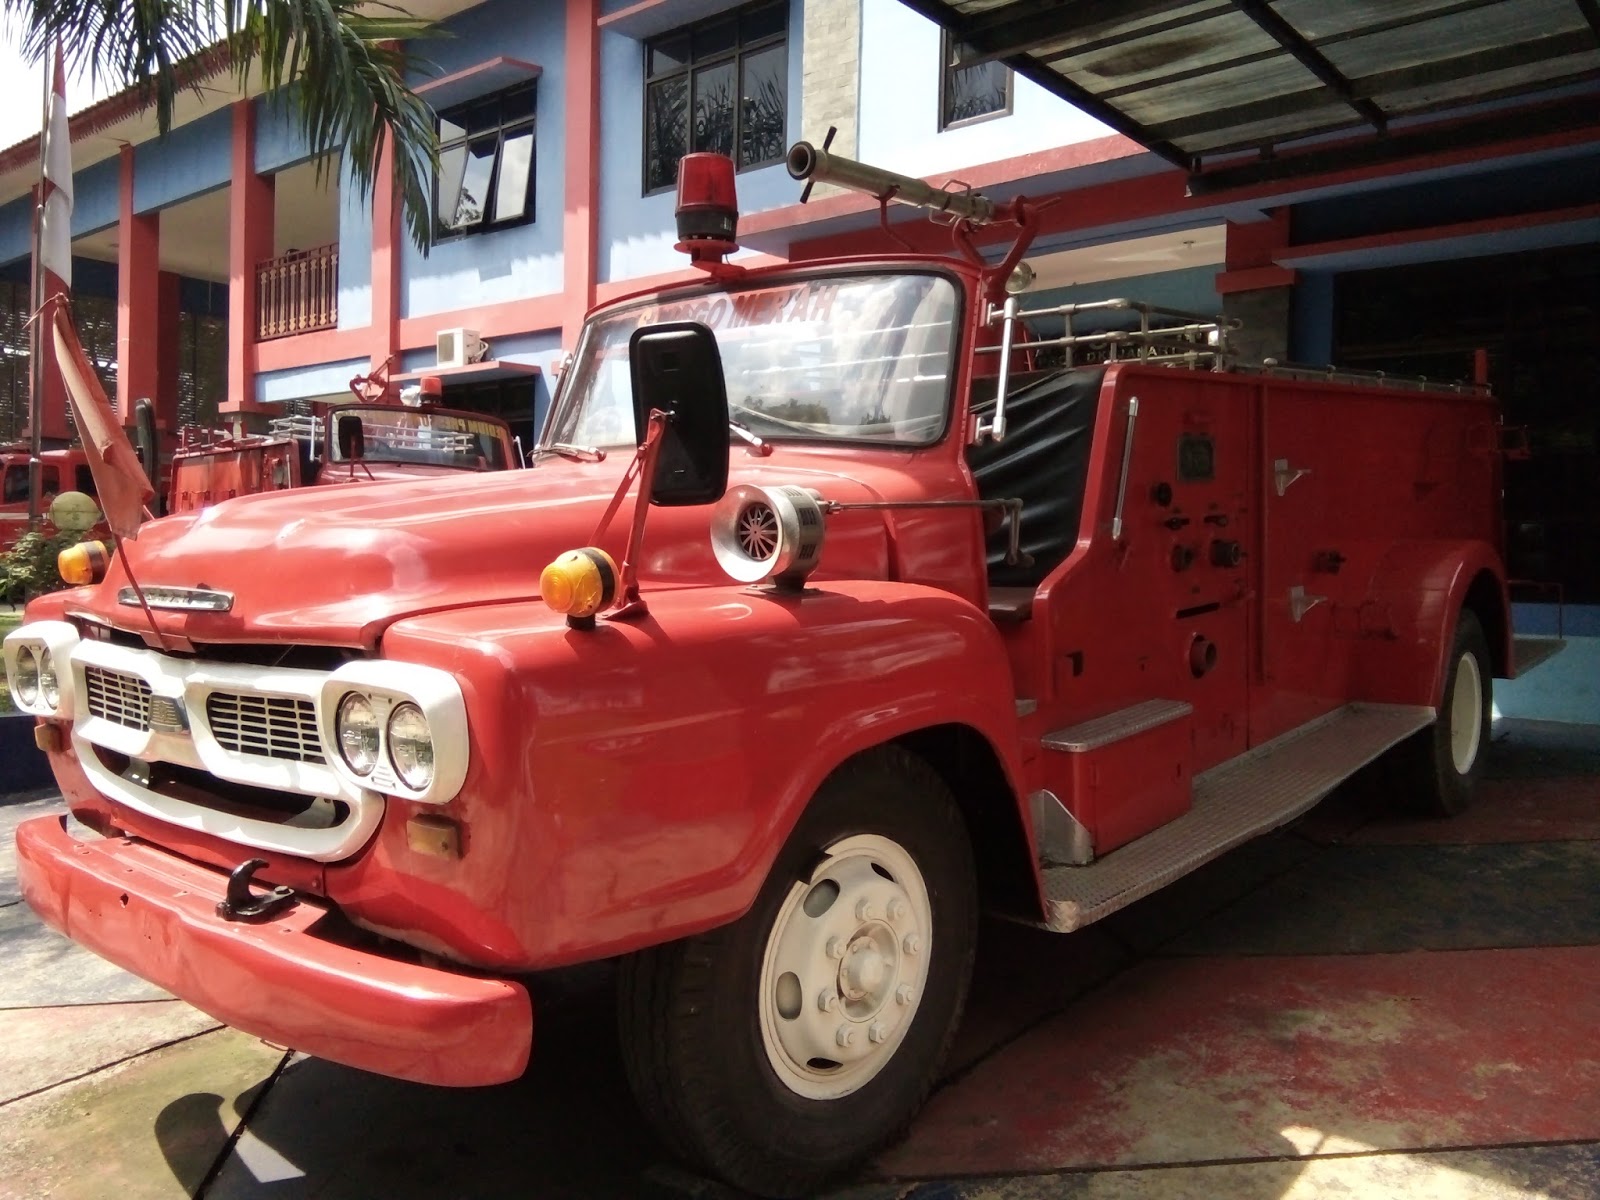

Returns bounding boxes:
[1041,703,1436,932]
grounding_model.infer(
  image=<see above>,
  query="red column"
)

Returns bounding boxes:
[1217,209,1297,364]
[115,144,160,426]
[222,100,275,416]
[371,135,400,373]
[156,271,182,429]
[1216,209,1295,293]
[562,0,600,346]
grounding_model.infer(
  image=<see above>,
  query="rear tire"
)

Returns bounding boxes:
[1395,609,1492,817]
[617,745,978,1198]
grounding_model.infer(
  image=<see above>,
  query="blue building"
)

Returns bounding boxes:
[0,0,1594,612]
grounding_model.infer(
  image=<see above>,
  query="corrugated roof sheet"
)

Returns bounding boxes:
[901,0,1600,187]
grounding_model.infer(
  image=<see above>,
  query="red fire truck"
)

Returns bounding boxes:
[0,444,100,551]
[6,148,1508,1197]
[164,367,521,515]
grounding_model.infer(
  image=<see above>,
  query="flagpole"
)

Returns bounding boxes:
[26,46,50,526]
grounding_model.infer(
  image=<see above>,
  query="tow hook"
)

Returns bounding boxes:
[215,858,298,922]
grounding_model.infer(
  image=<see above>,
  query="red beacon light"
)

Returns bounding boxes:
[674,153,740,269]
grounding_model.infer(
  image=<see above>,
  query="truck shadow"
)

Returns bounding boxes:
[149,723,1600,1198]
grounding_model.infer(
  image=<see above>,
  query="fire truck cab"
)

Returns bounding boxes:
[0,444,100,550]
[6,149,1509,1198]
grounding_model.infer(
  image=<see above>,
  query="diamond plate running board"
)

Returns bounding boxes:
[1040,703,1436,932]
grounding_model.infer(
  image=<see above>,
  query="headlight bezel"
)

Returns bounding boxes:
[319,662,467,805]
[3,622,79,718]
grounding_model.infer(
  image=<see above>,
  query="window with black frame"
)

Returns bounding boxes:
[436,83,537,238]
[939,30,1012,130]
[643,1,788,194]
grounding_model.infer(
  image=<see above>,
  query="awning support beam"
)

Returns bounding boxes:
[1228,0,1388,134]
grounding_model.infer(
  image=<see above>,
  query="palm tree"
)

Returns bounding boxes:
[11,0,439,250]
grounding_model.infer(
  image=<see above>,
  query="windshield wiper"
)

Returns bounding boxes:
[728,420,773,457]
[535,442,607,463]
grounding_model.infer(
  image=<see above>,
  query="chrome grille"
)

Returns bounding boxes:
[85,666,153,730]
[206,692,326,764]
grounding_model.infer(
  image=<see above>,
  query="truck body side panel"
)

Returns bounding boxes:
[321,581,1027,970]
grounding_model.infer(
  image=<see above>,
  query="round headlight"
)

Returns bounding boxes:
[386,703,434,790]
[336,692,380,776]
[37,649,58,709]
[12,647,40,706]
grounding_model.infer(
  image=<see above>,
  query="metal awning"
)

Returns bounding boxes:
[900,0,1600,191]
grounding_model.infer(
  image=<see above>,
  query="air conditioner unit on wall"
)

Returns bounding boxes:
[436,327,486,369]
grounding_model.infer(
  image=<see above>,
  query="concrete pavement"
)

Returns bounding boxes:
[2,718,1598,1199]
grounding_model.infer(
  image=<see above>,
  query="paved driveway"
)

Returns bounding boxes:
[3,719,1598,1199]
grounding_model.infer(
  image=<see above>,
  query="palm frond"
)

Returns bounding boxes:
[7,0,441,251]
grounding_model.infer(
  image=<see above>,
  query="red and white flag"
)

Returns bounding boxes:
[52,306,153,539]
[39,43,72,297]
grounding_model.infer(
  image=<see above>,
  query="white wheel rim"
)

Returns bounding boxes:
[757,833,932,1101]
[1449,650,1484,775]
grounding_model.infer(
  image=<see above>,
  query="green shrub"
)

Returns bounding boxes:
[1,526,84,607]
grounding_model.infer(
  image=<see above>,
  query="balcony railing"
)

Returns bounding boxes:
[256,244,339,340]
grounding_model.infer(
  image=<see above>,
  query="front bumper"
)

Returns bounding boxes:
[16,814,532,1087]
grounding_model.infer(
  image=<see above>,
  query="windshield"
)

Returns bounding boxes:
[547,272,961,449]
[327,406,513,470]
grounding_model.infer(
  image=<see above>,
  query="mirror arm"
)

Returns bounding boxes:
[590,408,670,621]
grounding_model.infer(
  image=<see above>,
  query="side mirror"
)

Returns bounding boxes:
[336,414,365,461]
[630,322,730,507]
[133,398,159,487]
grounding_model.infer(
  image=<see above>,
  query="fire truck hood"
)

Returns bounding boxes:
[76,459,892,649]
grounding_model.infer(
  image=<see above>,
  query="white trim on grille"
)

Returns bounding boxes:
[67,637,382,862]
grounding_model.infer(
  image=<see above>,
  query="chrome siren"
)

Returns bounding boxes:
[710,485,826,590]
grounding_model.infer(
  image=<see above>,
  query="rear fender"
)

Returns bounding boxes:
[337,580,1030,969]
[1352,539,1509,707]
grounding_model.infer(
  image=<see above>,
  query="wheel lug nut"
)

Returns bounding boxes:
[855,898,875,921]
[836,1025,856,1048]
[902,933,922,956]
[895,984,914,1006]
[817,989,838,1013]
[887,899,907,922]
[826,936,847,960]
[868,1022,888,1044]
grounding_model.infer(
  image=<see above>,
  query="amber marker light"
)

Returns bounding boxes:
[58,540,111,586]
[539,547,618,627]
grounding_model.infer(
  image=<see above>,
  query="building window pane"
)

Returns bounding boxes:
[646,76,690,193]
[433,82,538,239]
[643,0,788,193]
[450,138,497,230]
[939,31,1012,130]
[438,143,467,220]
[649,35,689,77]
[494,130,534,223]
[693,61,737,157]
[741,2,786,43]
[740,44,786,168]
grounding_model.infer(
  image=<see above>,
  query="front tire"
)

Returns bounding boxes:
[617,746,978,1198]
[1396,609,1492,816]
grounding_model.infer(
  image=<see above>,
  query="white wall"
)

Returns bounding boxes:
[857,0,1111,179]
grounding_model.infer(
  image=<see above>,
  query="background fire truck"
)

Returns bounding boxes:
[7,147,1511,1198]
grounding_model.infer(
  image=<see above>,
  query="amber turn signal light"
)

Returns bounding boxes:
[539,547,618,622]
[58,540,111,586]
